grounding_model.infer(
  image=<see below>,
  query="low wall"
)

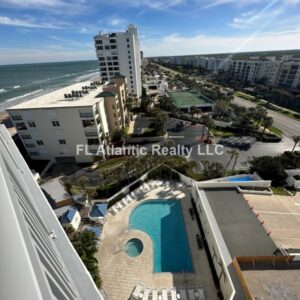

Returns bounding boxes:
[197,180,271,189]
[236,186,273,195]
[192,182,235,300]
[285,169,300,189]
[126,134,167,144]
[213,119,232,128]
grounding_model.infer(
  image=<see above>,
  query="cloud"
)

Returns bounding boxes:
[107,16,126,26]
[0,16,61,28]
[229,8,283,29]
[142,30,300,57]
[0,0,87,14]
[103,0,185,10]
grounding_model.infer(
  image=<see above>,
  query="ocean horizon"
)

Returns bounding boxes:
[0,60,99,111]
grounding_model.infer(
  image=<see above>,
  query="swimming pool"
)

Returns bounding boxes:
[228,176,254,182]
[125,238,143,257]
[129,200,193,273]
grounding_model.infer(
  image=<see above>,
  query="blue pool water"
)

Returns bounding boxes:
[125,238,143,257]
[129,200,193,273]
[228,176,254,182]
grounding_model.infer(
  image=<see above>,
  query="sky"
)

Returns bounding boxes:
[0,0,300,64]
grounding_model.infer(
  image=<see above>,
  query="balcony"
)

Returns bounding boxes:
[85,131,98,137]
[82,119,96,128]
[11,115,23,121]
[80,112,94,118]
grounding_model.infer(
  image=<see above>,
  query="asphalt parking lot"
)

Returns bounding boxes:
[132,115,297,170]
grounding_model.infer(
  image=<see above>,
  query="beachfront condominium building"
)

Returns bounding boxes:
[94,24,142,98]
[0,124,104,300]
[6,77,128,163]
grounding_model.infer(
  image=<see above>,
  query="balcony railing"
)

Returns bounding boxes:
[80,112,94,118]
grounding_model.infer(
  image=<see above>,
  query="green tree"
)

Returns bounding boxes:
[249,156,287,186]
[77,176,89,190]
[261,116,274,136]
[202,161,225,180]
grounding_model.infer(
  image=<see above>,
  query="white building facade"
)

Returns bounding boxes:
[0,124,103,300]
[94,24,142,98]
[7,78,127,163]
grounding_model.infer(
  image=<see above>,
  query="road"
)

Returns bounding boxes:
[233,96,300,139]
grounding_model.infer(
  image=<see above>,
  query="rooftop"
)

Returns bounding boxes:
[204,188,278,257]
[7,80,105,110]
[59,208,78,224]
[96,91,116,98]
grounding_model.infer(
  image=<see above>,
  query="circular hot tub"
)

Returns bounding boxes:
[125,238,143,257]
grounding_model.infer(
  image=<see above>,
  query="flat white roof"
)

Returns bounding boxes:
[7,80,105,110]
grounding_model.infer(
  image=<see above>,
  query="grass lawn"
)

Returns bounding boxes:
[271,186,293,196]
[269,126,283,137]
[96,156,129,170]
[211,128,236,138]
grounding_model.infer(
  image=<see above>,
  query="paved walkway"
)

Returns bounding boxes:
[96,181,218,300]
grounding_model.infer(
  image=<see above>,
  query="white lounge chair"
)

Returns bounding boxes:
[162,289,168,300]
[112,206,118,215]
[131,284,143,300]
[188,289,196,300]
[143,289,150,300]
[196,288,205,300]
[179,289,187,300]
[121,198,127,206]
[152,290,158,300]
[170,288,177,300]
[126,195,133,202]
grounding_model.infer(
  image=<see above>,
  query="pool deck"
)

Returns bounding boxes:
[96,181,219,300]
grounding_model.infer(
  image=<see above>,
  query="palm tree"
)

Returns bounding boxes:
[225,149,236,171]
[231,150,240,173]
[261,116,274,136]
[292,136,300,152]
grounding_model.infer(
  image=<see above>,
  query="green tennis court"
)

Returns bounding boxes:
[168,91,213,108]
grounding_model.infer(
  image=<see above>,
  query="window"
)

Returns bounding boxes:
[36,140,44,145]
[100,62,106,66]
[107,62,112,66]
[127,38,129,42]
[59,139,66,145]
[25,143,36,148]
[106,56,112,61]
[128,56,131,59]
[29,152,39,156]
[130,76,133,79]
[131,81,133,84]
[128,61,131,65]
[96,40,102,45]
[28,121,36,128]
[105,45,110,50]
[127,45,130,48]
[82,119,95,128]
[11,115,22,121]
[16,122,27,131]
[110,39,116,44]
[112,56,118,60]
[21,134,32,139]
[87,138,99,145]
[97,46,103,50]
[98,56,105,61]
[111,45,117,49]
[52,121,60,127]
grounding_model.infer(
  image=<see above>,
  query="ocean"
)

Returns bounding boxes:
[0,60,99,111]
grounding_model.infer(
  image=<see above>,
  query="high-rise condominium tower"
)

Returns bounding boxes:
[0,125,104,300]
[94,24,142,98]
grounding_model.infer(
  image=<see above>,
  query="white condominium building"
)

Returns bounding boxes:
[7,77,128,163]
[94,24,142,98]
[0,124,103,300]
